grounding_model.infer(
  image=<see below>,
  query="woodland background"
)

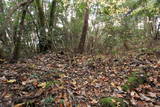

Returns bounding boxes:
[0,0,159,61]
[0,0,160,106]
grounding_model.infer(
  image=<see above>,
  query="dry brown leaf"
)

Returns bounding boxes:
[136,101,146,107]
[14,103,25,107]
[147,92,157,98]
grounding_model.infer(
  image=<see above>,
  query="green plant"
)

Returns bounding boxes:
[122,72,147,91]
[42,96,55,104]
[99,97,128,107]
[46,80,61,88]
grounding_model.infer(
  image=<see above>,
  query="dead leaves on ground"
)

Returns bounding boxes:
[0,52,160,106]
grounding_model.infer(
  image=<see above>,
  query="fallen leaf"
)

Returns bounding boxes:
[111,82,115,87]
[131,98,136,105]
[4,93,12,99]
[147,92,156,98]
[116,94,124,98]
[22,79,37,85]
[38,82,46,88]
[139,93,153,101]
[14,103,25,107]
[111,99,116,103]
[0,76,7,82]
[137,101,145,107]
[90,99,98,104]
[7,79,16,83]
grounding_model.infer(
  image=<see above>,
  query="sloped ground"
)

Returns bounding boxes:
[0,52,160,107]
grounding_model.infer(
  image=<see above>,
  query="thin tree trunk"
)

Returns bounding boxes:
[154,22,160,40]
[77,6,89,54]
[47,0,57,50]
[35,0,48,52]
[10,6,28,63]
[0,0,3,13]
[49,0,56,28]
[0,0,9,46]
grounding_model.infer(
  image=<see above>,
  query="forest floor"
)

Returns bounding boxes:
[0,52,160,107]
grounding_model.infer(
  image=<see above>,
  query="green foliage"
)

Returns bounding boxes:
[1,0,160,57]
[122,72,147,91]
[75,2,87,18]
[46,80,61,88]
[42,96,55,104]
[99,97,128,107]
[138,47,159,53]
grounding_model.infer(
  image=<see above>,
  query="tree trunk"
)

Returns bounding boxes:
[10,6,28,63]
[77,6,89,54]
[154,22,160,40]
[47,0,57,50]
[0,0,6,58]
[35,0,48,52]
[0,0,8,46]
[49,0,56,28]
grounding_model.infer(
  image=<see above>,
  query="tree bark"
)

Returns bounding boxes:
[0,0,9,58]
[35,0,48,52]
[154,22,160,40]
[47,0,57,50]
[10,6,28,63]
[0,0,6,44]
[49,0,56,27]
[77,6,89,54]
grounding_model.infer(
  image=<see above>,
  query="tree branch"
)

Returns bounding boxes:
[0,0,33,34]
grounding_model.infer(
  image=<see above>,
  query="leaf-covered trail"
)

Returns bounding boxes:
[0,52,160,106]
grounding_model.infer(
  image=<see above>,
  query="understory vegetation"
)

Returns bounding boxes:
[0,0,160,106]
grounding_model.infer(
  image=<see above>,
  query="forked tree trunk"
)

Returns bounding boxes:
[77,6,89,54]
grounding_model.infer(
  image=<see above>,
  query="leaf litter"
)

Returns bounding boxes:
[0,52,160,106]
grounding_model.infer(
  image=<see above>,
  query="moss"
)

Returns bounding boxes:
[122,72,147,91]
[46,80,61,88]
[99,97,128,107]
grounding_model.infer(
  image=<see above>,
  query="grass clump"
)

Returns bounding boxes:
[99,97,128,107]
